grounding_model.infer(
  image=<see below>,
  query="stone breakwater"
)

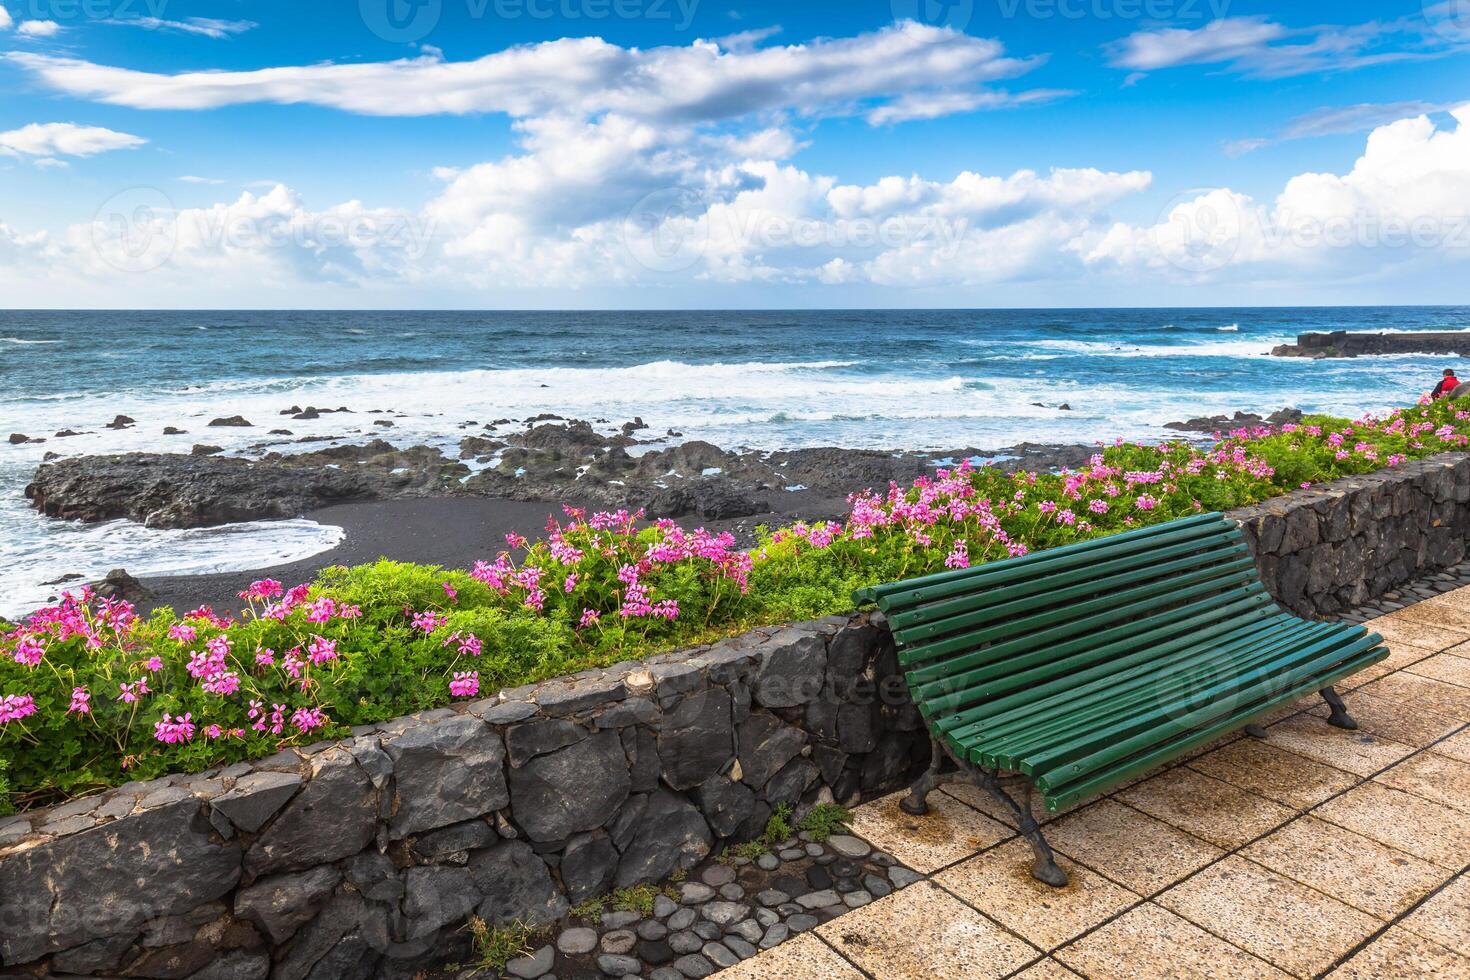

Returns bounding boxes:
[1271,329,1470,359]
[1232,453,1470,618]
[0,615,928,978]
[6,454,1470,978]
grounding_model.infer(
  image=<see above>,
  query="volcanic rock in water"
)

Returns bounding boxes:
[25,441,470,529]
[192,445,224,456]
[104,415,135,430]
[54,430,81,438]
[92,569,158,607]
[208,416,253,427]
[8,433,30,444]
[162,427,186,435]
[1164,407,1303,434]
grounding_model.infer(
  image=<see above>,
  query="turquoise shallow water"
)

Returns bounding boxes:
[1,306,1467,614]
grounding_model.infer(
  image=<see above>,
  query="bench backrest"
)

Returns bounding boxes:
[852,512,1277,734]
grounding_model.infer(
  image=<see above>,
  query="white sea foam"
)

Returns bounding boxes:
[1,337,60,345]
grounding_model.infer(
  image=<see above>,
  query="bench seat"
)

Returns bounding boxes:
[853,511,1388,886]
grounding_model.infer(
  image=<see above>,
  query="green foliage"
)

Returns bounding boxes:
[798,802,853,842]
[0,756,11,816]
[465,917,535,972]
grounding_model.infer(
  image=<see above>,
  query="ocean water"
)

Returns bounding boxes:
[2,307,1468,616]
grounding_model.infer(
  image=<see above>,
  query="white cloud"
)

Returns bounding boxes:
[1108,15,1444,79]
[1085,103,1470,281]
[9,21,1044,127]
[17,19,61,37]
[0,7,13,31]
[102,16,256,39]
[0,122,146,159]
[178,175,225,184]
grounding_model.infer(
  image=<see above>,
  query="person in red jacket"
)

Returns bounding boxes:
[1431,368,1461,399]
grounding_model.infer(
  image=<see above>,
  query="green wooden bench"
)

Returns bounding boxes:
[852,511,1388,887]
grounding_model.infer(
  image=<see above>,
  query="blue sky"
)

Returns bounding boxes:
[1,0,1467,307]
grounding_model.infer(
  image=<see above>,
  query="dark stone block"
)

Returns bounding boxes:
[614,790,713,888]
[211,771,302,834]
[560,832,619,904]
[761,756,818,807]
[736,713,807,790]
[403,866,481,940]
[470,840,569,927]
[658,688,734,791]
[234,866,342,944]
[753,629,826,707]
[411,818,498,861]
[246,748,376,876]
[509,730,631,842]
[505,718,587,766]
[0,799,241,965]
[693,775,756,838]
[384,716,509,839]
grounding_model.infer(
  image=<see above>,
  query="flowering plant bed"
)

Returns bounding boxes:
[2,397,1468,809]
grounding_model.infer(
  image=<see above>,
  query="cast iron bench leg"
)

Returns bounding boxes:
[1320,685,1359,730]
[1243,723,1268,738]
[900,738,1069,888]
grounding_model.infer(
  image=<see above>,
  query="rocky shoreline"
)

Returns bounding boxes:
[23,415,1105,531]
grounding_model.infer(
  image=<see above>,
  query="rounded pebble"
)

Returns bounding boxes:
[757,888,789,907]
[673,953,714,978]
[796,889,840,909]
[889,867,924,888]
[680,882,715,904]
[596,953,642,977]
[638,919,670,941]
[755,908,779,927]
[653,895,679,918]
[601,929,637,955]
[693,921,722,941]
[603,910,641,929]
[786,913,819,933]
[843,890,873,908]
[826,835,872,859]
[668,931,703,955]
[863,873,892,898]
[667,908,696,931]
[556,927,597,956]
[760,922,789,949]
[718,883,745,901]
[725,936,758,959]
[804,843,824,857]
[505,945,555,979]
[729,919,763,943]
[700,864,736,887]
[756,854,780,871]
[702,942,739,969]
[651,968,684,980]
[778,848,804,861]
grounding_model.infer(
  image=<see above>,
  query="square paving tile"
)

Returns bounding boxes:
[1364,618,1470,654]
[1408,653,1470,689]
[1315,781,1470,869]
[1045,799,1224,894]
[1115,767,1295,848]
[1011,958,1082,979]
[1431,726,1470,765]
[933,838,1140,950]
[1307,691,1463,747]
[815,880,1037,979]
[714,933,865,979]
[1239,816,1447,920]
[1056,902,1289,980]
[1357,672,1470,721]
[1262,713,1417,777]
[848,790,1013,874]
[1328,925,1470,979]
[1157,855,1381,977]
[1387,599,1470,631]
[1399,876,1470,950]
[1418,589,1470,617]
[1187,738,1357,809]
[1376,752,1470,814]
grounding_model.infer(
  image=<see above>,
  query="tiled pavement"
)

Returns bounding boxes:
[717,588,1470,979]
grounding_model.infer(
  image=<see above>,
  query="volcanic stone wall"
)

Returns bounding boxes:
[1228,453,1470,617]
[0,614,926,979]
